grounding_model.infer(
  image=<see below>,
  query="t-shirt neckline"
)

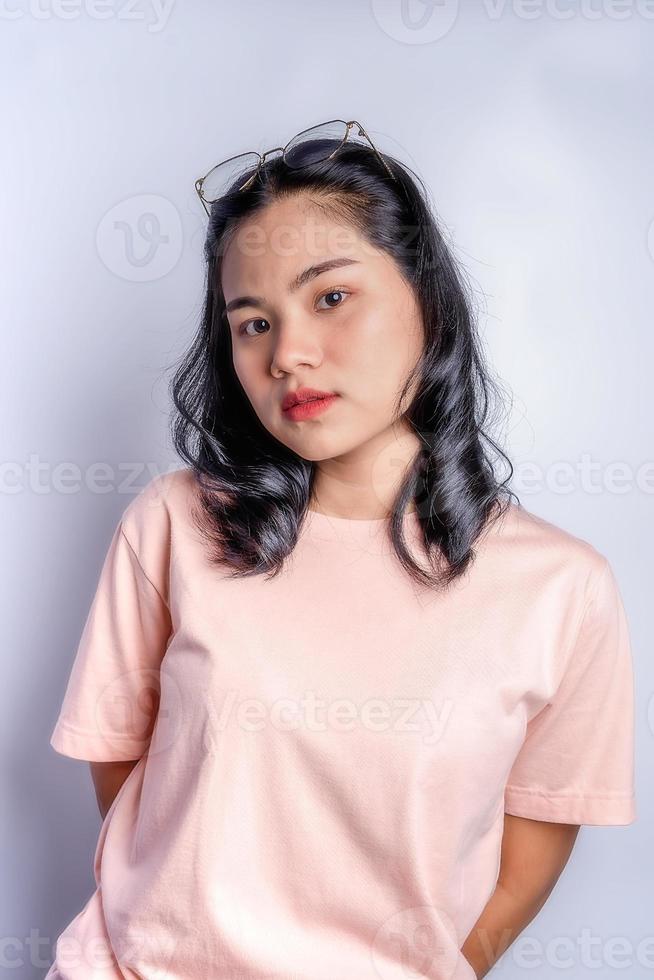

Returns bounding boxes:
[303,507,421,537]
[306,507,419,522]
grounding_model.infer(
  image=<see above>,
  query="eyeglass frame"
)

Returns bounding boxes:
[194,118,397,216]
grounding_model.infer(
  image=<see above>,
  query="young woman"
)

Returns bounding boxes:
[47,120,636,980]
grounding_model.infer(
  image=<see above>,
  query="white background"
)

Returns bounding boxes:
[1,1,652,976]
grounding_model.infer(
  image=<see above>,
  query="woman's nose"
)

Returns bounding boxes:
[270,319,322,375]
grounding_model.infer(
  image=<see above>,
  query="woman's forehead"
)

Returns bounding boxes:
[224,206,371,269]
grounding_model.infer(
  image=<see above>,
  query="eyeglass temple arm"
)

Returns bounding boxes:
[195,178,211,216]
[349,121,396,182]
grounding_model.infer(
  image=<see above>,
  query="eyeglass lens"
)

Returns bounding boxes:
[201,120,381,204]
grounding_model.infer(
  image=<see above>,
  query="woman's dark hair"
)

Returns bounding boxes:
[169,136,519,590]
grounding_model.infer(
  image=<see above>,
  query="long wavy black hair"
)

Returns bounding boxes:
[169,134,519,590]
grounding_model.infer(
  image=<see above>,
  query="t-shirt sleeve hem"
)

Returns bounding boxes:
[503,785,637,826]
[50,719,148,762]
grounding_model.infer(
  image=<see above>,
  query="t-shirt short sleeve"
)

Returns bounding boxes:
[503,556,636,826]
[50,516,173,762]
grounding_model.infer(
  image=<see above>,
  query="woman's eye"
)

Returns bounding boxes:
[238,288,349,337]
[316,288,349,311]
[240,318,270,338]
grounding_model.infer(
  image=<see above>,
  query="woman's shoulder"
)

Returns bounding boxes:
[122,466,197,526]
[481,498,612,588]
[119,467,199,583]
[122,467,195,530]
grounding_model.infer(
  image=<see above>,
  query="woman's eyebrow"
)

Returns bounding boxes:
[224,257,361,315]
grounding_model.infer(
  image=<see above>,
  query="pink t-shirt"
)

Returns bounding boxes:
[46,467,636,979]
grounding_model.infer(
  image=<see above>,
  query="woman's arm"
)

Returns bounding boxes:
[461,813,580,978]
[89,759,140,819]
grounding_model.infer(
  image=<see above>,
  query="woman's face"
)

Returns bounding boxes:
[220,195,424,465]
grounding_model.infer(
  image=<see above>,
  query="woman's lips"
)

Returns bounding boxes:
[282,394,339,422]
